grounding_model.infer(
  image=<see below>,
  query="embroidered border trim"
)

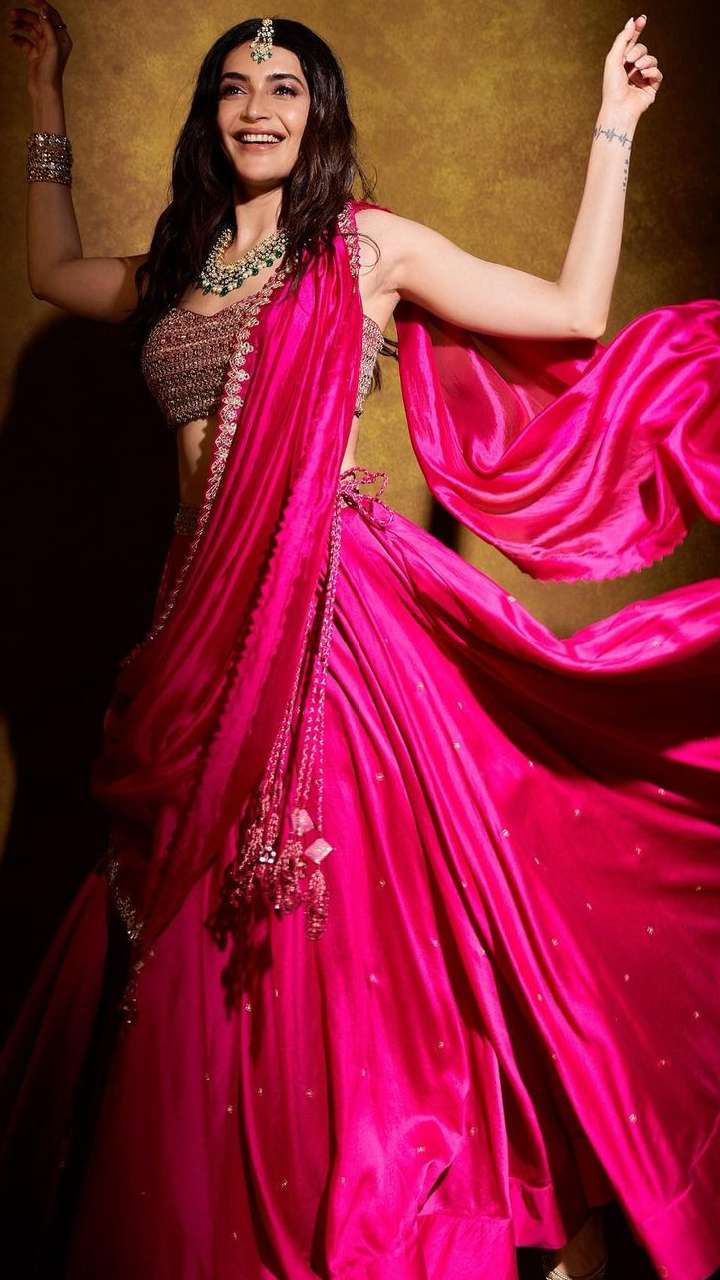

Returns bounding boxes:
[105,211,363,1018]
[101,264,290,1026]
[354,314,385,418]
[103,846,144,944]
[336,199,361,279]
[100,839,149,1027]
[123,205,359,668]
[119,262,291,670]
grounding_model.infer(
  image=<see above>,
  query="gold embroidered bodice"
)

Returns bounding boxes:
[141,298,385,429]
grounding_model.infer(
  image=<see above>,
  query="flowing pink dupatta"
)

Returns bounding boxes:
[91,205,364,1001]
[92,196,720,1019]
[395,297,720,579]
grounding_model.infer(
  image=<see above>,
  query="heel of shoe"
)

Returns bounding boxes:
[540,1250,608,1280]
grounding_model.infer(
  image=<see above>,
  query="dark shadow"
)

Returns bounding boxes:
[428,494,462,553]
[518,1201,663,1277]
[0,312,177,1039]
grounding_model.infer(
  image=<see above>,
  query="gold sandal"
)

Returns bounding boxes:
[540,1251,608,1280]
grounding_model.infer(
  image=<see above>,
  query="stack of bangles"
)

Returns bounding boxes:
[26,130,73,185]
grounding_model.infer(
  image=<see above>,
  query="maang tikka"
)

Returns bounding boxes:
[250,16,275,63]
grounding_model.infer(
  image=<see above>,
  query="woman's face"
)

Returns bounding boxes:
[216,41,311,195]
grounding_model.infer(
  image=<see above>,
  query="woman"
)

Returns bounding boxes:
[3,7,719,1280]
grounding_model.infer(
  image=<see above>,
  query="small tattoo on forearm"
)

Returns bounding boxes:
[593,123,633,191]
[592,123,633,149]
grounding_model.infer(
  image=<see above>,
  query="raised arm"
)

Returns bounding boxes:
[359,15,662,342]
[9,1,148,322]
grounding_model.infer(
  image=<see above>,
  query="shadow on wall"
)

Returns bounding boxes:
[0,314,177,1036]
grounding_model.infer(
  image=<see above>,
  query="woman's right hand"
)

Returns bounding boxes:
[7,2,72,98]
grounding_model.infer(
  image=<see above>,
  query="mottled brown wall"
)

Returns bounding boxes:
[0,2,718,988]
[2,1,719,631]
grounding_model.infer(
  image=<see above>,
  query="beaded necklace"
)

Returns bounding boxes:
[196,221,288,297]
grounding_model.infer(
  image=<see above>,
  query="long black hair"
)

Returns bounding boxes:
[126,16,376,352]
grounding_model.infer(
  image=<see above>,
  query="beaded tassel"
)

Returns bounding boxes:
[207,488,343,944]
[206,467,393,947]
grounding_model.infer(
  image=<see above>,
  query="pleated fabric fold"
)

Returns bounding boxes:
[396,295,720,580]
[1,198,719,1280]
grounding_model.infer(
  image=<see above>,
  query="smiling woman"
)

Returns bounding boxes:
[4,9,720,1280]
[216,61,309,171]
[123,20,380,498]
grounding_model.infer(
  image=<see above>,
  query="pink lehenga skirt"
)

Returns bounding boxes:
[2,467,719,1280]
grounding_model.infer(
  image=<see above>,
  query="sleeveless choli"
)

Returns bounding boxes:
[141,291,385,427]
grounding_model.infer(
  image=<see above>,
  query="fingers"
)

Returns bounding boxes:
[9,6,43,26]
[9,2,50,21]
[8,29,39,49]
[625,13,647,53]
[638,66,663,89]
[610,13,646,55]
[607,14,663,96]
[38,3,69,35]
[7,8,42,46]
[7,1,70,54]
[625,39,663,91]
[630,66,663,93]
[8,4,50,34]
[625,43,649,66]
[38,3,67,23]
[9,3,68,36]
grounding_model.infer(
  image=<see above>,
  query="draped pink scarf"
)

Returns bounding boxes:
[395,295,720,580]
[92,205,363,967]
[92,198,720,999]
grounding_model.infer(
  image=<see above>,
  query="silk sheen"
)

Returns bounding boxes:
[1,201,719,1280]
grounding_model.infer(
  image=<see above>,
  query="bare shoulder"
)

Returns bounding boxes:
[354,205,421,256]
[354,206,445,290]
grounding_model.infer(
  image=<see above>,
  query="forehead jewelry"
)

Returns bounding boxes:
[249,16,275,63]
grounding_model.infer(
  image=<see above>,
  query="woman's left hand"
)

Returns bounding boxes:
[602,15,664,120]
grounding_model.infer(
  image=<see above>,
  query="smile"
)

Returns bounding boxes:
[235,132,285,146]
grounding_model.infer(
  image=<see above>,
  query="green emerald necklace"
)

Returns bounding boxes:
[196,221,288,297]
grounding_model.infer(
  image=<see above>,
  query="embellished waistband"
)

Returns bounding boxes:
[337,466,394,527]
[174,466,394,537]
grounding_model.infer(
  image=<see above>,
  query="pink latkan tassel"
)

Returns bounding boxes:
[207,466,394,946]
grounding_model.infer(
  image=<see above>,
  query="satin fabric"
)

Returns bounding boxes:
[1,200,720,1280]
[2,501,719,1280]
[90,218,362,950]
[396,297,720,581]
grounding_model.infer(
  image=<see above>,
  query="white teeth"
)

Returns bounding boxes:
[239,133,281,143]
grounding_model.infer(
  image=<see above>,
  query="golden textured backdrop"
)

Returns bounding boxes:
[0,2,718,896]
[2,0,719,632]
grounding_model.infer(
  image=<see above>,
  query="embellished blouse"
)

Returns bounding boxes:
[141,296,385,429]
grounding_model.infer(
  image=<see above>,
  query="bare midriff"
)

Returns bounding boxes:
[177,409,361,507]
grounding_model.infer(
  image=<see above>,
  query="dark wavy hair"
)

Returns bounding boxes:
[126,16,376,352]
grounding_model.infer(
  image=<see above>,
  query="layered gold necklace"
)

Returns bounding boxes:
[196,221,288,297]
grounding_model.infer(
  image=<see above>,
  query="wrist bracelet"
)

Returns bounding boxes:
[26,131,73,186]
